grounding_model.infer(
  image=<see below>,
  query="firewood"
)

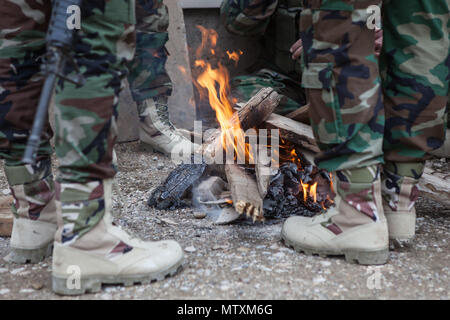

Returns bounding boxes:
[201,87,281,163]
[419,164,450,206]
[255,145,272,198]
[263,113,320,154]
[225,164,264,222]
[285,103,310,124]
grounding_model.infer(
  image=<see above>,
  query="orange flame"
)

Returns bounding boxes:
[310,182,318,203]
[226,50,243,66]
[193,26,251,162]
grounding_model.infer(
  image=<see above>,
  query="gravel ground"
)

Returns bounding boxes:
[0,141,448,300]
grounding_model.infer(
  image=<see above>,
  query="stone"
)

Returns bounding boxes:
[157,162,165,170]
[193,211,206,219]
[0,288,10,295]
[185,246,197,253]
[31,282,44,290]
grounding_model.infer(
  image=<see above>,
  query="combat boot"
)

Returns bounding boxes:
[51,179,184,295]
[282,166,389,265]
[381,162,423,248]
[138,96,199,156]
[4,159,57,263]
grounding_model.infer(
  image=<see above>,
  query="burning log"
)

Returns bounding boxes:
[263,113,320,154]
[201,87,281,163]
[225,164,264,222]
[419,164,450,206]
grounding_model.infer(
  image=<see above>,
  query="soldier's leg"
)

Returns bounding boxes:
[51,0,183,295]
[380,0,450,246]
[127,0,196,155]
[282,0,389,265]
[0,0,57,263]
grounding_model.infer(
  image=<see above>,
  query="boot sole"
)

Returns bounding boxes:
[52,258,185,296]
[4,241,53,264]
[282,234,388,265]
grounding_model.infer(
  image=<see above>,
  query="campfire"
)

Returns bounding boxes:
[148,26,335,224]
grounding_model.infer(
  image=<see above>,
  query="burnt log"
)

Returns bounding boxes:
[148,160,207,210]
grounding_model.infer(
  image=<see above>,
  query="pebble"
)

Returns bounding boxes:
[19,289,34,293]
[320,261,332,267]
[313,276,326,285]
[273,252,285,259]
[100,293,112,300]
[184,246,197,253]
[0,289,10,295]
[157,162,165,169]
[220,280,231,291]
[259,266,272,272]
[0,268,8,273]
[2,189,10,195]
[31,282,44,290]
[10,267,25,275]
[152,156,158,161]
[193,211,206,219]
[159,217,178,225]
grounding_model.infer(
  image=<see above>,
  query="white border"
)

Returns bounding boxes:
[180,0,222,9]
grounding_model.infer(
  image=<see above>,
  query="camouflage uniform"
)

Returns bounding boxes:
[127,0,172,105]
[0,0,136,246]
[299,0,449,218]
[281,0,449,264]
[221,0,307,115]
[0,1,184,292]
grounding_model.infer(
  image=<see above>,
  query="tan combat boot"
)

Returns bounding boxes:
[138,96,199,156]
[4,160,57,264]
[282,166,389,265]
[51,179,184,295]
[381,162,423,247]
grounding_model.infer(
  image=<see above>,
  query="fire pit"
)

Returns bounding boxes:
[148,26,335,224]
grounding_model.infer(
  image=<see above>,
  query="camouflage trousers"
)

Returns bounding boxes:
[300,0,450,179]
[0,0,136,239]
[127,0,172,112]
